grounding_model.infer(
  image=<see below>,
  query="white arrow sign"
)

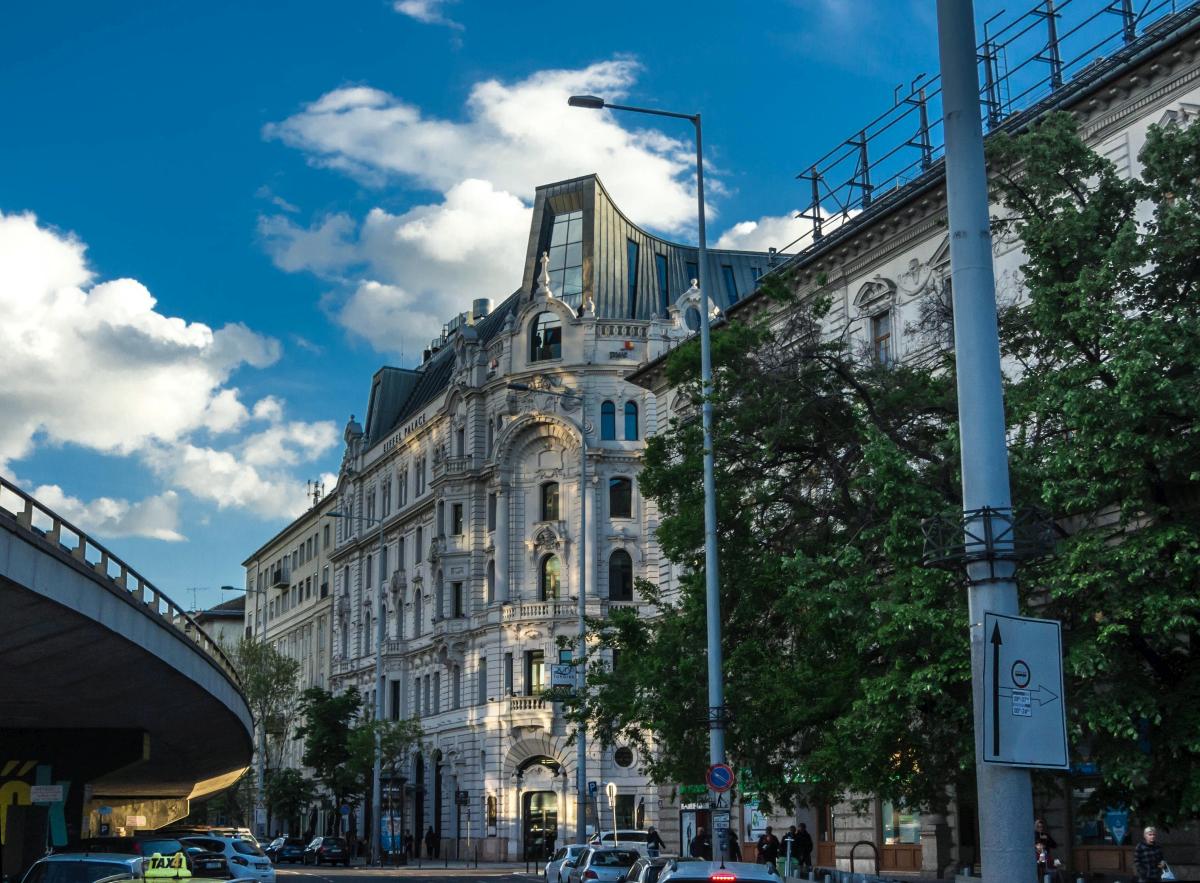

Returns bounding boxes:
[982,612,1069,769]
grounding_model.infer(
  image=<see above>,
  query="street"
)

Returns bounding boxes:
[277,866,538,883]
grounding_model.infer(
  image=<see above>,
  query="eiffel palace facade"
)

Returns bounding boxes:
[321,174,769,861]
[243,4,1200,873]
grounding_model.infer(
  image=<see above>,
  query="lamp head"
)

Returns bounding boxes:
[568,95,606,110]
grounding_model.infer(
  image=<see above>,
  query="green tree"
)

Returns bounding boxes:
[265,768,317,836]
[230,638,301,832]
[571,113,1200,824]
[991,113,1200,823]
[348,718,425,859]
[296,687,366,831]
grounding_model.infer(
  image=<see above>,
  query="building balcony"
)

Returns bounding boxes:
[500,601,577,622]
[270,564,289,588]
[431,613,470,636]
[433,455,475,481]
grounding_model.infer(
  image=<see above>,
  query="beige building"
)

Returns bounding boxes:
[633,5,1200,879]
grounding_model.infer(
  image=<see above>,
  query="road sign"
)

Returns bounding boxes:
[30,785,63,802]
[550,663,575,688]
[706,763,735,792]
[982,612,1068,769]
[588,781,598,797]
[455,790,470,806]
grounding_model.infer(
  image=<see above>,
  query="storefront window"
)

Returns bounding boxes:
[881,801,921,845]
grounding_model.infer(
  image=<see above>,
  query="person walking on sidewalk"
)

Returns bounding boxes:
[425,825,439,859]
[756,827,781,870]
[689,827,712,860]
[1135,826,1166,882]
[796,823,813,871]
[646,826,666,859]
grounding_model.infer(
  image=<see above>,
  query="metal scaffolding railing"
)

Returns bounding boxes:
[784,0,1199,257]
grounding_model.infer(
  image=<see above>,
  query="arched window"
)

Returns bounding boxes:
[609,549,633,601]
[397,596,406,639]
[364,611,372,655]
[624,401,638,440]
[529,312,562,362]
[414,593,423,636]
[541,482,560,521]
[486,559,496,604]
[609,477,633,519]
[601,401,616,440]
[540,555,561,601]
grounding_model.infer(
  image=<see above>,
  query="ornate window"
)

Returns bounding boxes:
[624,401,638,441]
[609,549,633,601]
[609,477,633,519]
[541,481,560,521]
[872,309,893,366]
[529,312,562,362]
[540,555,561,601]
[486,559,496,604]
[601,401,616,440]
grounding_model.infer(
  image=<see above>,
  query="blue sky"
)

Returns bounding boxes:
[1,0,1016,611]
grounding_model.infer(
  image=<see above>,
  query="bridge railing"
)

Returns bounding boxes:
[0,474,243,689]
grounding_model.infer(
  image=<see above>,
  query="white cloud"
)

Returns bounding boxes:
[393,0,462,29]
[714,208,858,254]
[0,211,341,535]
[262,178,531,350]
[31,484,185,542]
[264,60,702,235]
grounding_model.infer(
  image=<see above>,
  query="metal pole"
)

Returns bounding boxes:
[936,3,1032,881]
[372,518,386,865]
[577,424,588,845]
[694,114,728,864]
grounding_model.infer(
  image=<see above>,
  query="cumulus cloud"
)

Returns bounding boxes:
[393,0,462,29]
[261,178,529,349]
[715,208,858,254]
[264,60,702,235]
[0,211,341,535]
[32,484,185,542]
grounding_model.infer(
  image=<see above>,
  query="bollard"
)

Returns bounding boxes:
[823,875,832,883]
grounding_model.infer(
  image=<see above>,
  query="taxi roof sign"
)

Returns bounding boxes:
[146,852,192,879]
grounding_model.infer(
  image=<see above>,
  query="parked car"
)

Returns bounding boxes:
[181,847,231,878]
[263,839,305,864]
[60,837,190,858]
[20,853,144,883]
[567,848,641,883]
[588,831,651,852]
[301,836,349,866]
[180,836,274,883]
[545,844,590,883]
[626,855,702,883]
[656,860,778,883]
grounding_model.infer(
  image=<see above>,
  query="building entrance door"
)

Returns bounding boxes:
[523,791,558,861]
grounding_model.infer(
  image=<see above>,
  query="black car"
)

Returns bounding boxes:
[265,839,306,865]
[303,837,349,866]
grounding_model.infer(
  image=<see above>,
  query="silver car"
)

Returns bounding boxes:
[546,844,591,883]
[20,854,143,883]
[568,847,641,883]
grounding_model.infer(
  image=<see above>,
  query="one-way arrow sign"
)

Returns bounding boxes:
[982,612,1069,769]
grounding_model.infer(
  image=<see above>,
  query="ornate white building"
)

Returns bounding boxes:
[327,174,776,859]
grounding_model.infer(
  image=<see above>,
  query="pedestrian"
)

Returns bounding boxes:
[780,826,799,874]
[796,823,813,871]
[646,826,666,859]
[425,825,439,859]
[755,826,781,870]
[722,829,741,861]
[1135,826,1167,882]
[1034,818,1060,882]
[689,826,712,860]
[403,830,413,859]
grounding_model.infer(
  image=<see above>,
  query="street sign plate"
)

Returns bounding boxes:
[30,785,63,802]
[982,612,1068,769]
[588,781,598,796]
[550,663,575,688]
[706,763,735,792]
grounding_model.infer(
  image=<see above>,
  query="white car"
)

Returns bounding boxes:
[545,844,591,883]
[181,836,275,883]
[588,831,650,854]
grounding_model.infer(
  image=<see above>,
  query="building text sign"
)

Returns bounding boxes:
[982,612,1069,769]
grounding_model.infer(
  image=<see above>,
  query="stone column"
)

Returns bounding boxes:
[496,485,510,602]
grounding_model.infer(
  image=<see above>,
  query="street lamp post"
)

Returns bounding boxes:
[507,382,588,844]
[568,95,727,857]
[326,509,387,866]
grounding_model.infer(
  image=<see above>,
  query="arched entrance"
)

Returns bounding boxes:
[518,755,562,861]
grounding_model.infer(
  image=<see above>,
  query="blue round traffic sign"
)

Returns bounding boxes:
[706,763,735,792]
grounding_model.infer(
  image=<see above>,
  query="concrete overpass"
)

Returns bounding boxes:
[0,475,254,872]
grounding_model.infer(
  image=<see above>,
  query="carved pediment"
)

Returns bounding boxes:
[853,275,897,310]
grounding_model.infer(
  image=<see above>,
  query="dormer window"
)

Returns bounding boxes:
[530,312,562,362]
[547,210,584,306]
